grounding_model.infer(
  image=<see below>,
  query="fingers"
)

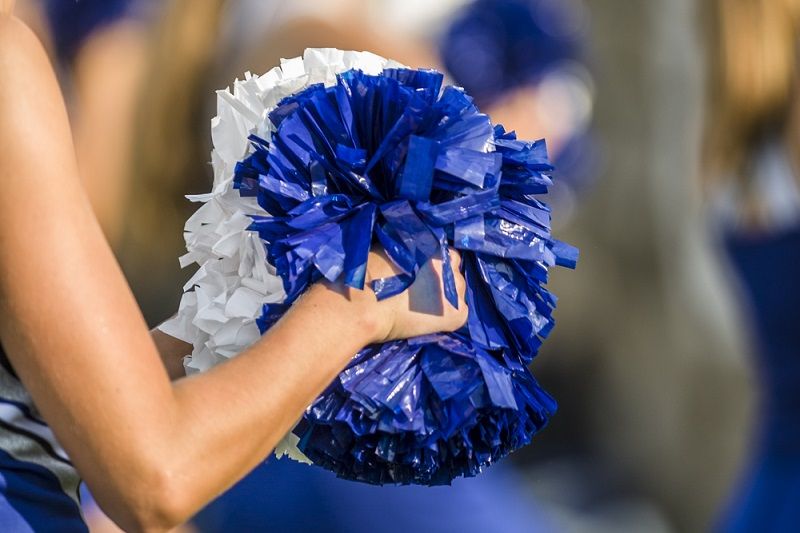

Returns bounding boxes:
[447,247,462,270]
[369,245,470,340]
[447,248,466,292]
[444,248,469,329]
[366,247,404,284]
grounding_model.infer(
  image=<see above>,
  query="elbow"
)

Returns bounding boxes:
[105,464,194,533]
[128,494,189,533]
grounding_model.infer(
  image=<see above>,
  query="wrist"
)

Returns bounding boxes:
[302,281,390,347]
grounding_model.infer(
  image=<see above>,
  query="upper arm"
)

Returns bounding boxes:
[0,14,175,502]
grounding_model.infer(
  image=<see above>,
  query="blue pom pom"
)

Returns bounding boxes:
[235,67,577,485]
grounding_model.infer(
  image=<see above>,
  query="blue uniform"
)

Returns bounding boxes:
[720,226,800,532]
[0,350,86,532]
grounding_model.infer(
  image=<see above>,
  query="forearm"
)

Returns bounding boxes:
[86,283,376,529]
[162,284,376,517]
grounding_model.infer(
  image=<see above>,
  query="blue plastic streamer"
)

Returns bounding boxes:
[234,67,577,485]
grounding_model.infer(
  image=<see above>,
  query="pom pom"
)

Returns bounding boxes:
[161,48,577,484]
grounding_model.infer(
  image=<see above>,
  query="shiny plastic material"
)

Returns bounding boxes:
[232,67,577,484]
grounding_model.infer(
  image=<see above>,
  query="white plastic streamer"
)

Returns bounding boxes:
[158,49,404,462]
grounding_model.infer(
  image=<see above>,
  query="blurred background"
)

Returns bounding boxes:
[15,0,800,531]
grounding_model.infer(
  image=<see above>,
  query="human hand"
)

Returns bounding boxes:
[305,247,469,345]
[369,247,468,343]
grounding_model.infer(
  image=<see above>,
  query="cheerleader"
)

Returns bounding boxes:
[0,6,468,532]
[703,0,800,530]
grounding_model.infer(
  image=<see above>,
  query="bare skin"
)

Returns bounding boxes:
[0,13,467,533]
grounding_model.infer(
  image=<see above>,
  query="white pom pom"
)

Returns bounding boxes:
[160,49,402,463]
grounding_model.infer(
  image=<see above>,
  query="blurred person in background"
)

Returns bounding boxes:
[440,0,597,214]
[515,0,755,530]
[440,4,682,532]
[14,0,158,247]
[703,0,800,531]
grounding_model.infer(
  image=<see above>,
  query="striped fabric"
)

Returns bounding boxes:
[0,348,87,532]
